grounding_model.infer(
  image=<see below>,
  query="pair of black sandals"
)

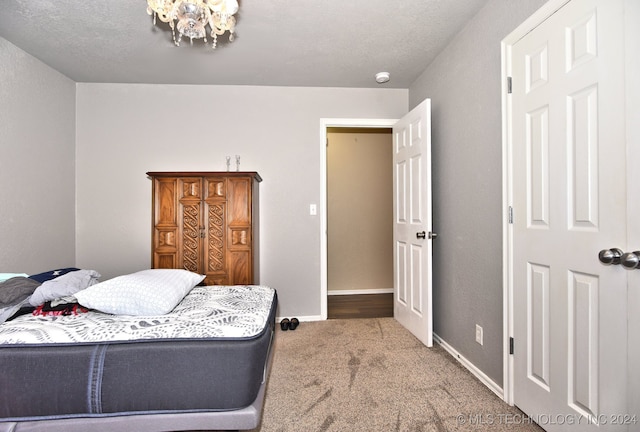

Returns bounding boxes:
[280,318,299,331]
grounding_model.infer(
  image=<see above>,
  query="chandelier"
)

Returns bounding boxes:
[146,0,239,48]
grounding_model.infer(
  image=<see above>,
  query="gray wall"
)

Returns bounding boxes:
[408,0,547,386]
[0,38,76,274]
[75,84,407,318]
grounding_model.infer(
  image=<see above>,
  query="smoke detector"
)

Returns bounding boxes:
[375,72,390,84]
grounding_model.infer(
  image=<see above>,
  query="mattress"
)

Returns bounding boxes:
[0,285,277,422]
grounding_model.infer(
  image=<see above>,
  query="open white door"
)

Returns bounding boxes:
[506,0,638,429]
[393,99,433,347]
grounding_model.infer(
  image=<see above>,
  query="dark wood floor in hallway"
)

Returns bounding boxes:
[327,293,393,319]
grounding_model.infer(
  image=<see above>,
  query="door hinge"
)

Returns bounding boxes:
[508,206,514,224]
[507,76,512,94]
[509,337,514,355]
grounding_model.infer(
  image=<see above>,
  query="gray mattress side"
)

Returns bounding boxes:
[0,293,277,421]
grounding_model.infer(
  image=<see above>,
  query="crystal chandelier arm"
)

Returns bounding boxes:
[209,15,236,35]
[207,0,238,35]
[147,1,173,23]
[206,0,238,15]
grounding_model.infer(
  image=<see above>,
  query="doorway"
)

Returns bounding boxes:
[319,102,434,343]
[319,119,397,320]
[326,127,393,319]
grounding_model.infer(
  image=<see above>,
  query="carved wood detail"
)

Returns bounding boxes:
[231,228,248,246]
[208,204,225,272]
[183,180,201,198]
[158,230,175,248]
[207,180,225,198]
[181,204,200,273]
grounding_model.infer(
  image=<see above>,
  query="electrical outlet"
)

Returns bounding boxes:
[475,324,483,345]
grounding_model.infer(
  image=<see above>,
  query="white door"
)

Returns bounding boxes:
[509,0,638,430]
[393,99,433,347]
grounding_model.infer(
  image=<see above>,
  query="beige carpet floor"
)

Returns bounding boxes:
[248,318,544,432]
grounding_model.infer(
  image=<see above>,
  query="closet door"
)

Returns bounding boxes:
[506,0,635,428]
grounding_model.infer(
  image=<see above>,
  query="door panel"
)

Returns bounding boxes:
[510,0,630,429]
[527,263,550,390]
[393,99,432,347]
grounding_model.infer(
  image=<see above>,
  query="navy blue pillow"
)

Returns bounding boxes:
[28,268,80,283]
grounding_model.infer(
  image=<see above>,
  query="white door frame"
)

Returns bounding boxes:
[319,118,398,320]
[625,0,640,419]
[501,0,572,405]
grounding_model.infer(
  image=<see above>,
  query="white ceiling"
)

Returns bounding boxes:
[0,0,490,88]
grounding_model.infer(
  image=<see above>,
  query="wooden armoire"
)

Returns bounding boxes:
[147,172,261,286]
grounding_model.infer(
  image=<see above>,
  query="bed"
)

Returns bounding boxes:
[0,268,277,432]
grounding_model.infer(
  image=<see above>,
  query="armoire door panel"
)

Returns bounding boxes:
[153,178,178,269]
[155,254,176,269]
[207,275,229,286]
[155,179,177,226]
[228,178,251,225]
[229,251,250,285]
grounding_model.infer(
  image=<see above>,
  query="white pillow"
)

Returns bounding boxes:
[74,269,205,316]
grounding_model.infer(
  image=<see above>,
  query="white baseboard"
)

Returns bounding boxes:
[328,288,394,296]
[433,333,504,400]
[276,315,324,323]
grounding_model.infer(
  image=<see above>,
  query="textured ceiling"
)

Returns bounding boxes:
[0,0,490,88]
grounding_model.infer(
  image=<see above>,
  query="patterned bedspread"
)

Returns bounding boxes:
[0,285,275,345]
